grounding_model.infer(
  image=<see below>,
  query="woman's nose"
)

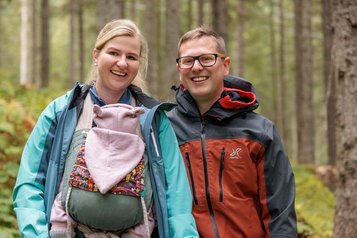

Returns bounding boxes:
[116,56,127,67]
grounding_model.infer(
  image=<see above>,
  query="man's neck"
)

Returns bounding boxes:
[197,96,220,115]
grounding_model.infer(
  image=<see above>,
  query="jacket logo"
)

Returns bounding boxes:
[229,148,242,159]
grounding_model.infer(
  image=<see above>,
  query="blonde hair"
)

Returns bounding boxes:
[88,19,148,91]
[177,27,227,57]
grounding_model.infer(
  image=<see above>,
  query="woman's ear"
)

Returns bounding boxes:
[93,48,99,64]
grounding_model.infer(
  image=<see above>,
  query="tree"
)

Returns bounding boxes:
[130,0,136,22]
[294,0,315,164]
[331,0,357,236]
[144,0,160,97]
[40,0,49,88]
[164,0,180,101]
[270,0,279,125]
[236,0,245,76]
[20,0,31,86]
[211,0,228,42]
[31,0,39,87]
[96,0,123,31]
[69,0,84,87]
[322,0,335,165]
[198,0,204,26]
[278,0,287,143]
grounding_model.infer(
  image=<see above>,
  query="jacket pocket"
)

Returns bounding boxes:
[219,148,225,202]
[185,152,198,205]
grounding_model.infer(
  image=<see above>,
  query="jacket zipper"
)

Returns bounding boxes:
[219,148,225,202]
[185,152,198,205]
[201,120,220,238]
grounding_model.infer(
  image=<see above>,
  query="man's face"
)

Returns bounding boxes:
[177,36,230,106]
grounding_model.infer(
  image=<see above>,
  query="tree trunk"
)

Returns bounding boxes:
[30,0,38,86]
[322,0,336,165]
[236,0,244,76]
[198,0,204,26]
[40,0,49,88]
[78,0,84,84]
[187,0,193,29]
[164,0,180,101]
[294,0,315,164]
[20,0,30,86]
[0,3,2,66]
[68,0,84,87]
[69,0,79,87]
[211,0,228,41]
[270,0,279,126]
[331,0,357,236]
[155,0,164,99]
[145,0,160,97]
[130,0,136,21]
[279,0,287,144]
[97,0,123,32]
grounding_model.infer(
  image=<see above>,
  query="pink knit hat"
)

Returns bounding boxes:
[85,103,145,194]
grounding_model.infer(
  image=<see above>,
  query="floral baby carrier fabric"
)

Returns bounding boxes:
[60,95,151,234]
[72,103,145,195]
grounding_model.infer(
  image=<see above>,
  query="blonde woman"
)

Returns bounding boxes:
[13,19,198,238]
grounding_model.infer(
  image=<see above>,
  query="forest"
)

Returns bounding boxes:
[0,0,356,237]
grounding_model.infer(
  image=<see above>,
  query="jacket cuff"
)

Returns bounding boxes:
[50,229,75,238]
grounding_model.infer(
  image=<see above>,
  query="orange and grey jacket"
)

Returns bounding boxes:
[167,76,297,238]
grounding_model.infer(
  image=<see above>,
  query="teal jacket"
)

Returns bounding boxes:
[13,83,198,238]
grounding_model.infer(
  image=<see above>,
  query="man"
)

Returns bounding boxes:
[167,27,297,238]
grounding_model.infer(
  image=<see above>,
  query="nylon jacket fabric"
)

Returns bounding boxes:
[13,83,198,238]
[167,76,297,238]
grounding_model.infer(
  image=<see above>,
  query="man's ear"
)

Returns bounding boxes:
[223,56,231,76]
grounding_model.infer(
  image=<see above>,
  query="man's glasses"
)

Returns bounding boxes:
[176,53,226,69]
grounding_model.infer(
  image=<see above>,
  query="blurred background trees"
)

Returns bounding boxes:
[0,0,356,237]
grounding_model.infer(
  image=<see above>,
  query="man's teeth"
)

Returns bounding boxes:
[112,70,126,76]
[192,77,207,82]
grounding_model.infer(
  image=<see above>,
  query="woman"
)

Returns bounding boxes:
[12,19,198,238]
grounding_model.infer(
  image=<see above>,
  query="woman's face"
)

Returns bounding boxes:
[93,35,141,103]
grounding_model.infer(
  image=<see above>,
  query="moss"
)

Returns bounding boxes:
[294,164,336,238]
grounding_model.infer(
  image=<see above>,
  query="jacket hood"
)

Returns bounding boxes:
[174,75,259,120]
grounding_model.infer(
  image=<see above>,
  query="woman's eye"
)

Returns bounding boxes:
[127,55,138,61]
[109,51,118,56]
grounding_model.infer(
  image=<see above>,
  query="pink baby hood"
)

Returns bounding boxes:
[84,103,145,194]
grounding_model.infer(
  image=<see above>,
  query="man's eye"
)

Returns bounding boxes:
[182,58,193,65]
[201,56,214,62]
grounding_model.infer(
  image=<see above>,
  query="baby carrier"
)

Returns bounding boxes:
[60,94,153,236]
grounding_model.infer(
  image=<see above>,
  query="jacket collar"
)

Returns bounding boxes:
[174,75,259,120]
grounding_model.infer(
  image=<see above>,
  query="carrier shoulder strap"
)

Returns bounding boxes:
[61,94,94,208]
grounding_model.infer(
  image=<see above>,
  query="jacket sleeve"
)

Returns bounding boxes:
[12,96,67,238]
[158,112,199,238]
[258,123,297,238]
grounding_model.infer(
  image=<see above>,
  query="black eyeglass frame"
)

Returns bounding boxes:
[176,53,226,69]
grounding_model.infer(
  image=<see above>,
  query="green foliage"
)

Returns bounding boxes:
[0,77,64,236]
[294,164,336,238]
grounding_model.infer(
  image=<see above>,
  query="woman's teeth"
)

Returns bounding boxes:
[111,70,126,76]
